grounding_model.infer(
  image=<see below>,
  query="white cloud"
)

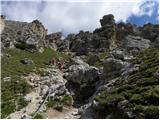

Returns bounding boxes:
[1,0,158,34]
[132,0,158,16]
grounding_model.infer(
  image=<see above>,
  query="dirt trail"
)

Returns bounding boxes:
[7,66,81,119]
[7,91,43,119]
[43,106,80,119]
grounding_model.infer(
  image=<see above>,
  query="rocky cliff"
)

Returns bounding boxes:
[1,14,159,119]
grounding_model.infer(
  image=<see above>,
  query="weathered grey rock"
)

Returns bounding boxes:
[100,14,115,27]
[95,14,117,49]
[45,32,69,52]
[50,83,66,96]
[1,19,27,52]
[68,31,91,55]
[67,56,89,68]
[64,64,99,84]
[109,49,125,60]
[125,111,136,119]
[45,32,62,50]
[80,103,96,119]
[40,85,49,96]
[64,58,100,101]
[87,54,100,65]
[3,77,11,82]
[24,96,32,102]
[121,64,139,77]
[103,58,127,79]
[20,58,33,64]
[123,35,151,51]
[20,20,47,52]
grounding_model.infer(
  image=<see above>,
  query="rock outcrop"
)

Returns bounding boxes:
[19,20,47,52]
[121,35,151,55]
[45,32,69,52]
[95,14,117,49]
[1,19,47,52]
[64,57,100,103]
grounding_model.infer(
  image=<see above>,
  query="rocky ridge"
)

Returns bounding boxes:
[1,14,159,119]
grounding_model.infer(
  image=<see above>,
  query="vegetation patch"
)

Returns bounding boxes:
[47,95,73,112]
[83,50,109,68]
[1,48,71,118]
[93,48,159,119]
[33,113,43,119]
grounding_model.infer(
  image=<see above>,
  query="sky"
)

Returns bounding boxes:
[1,0,159,35]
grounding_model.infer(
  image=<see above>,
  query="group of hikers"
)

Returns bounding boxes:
[50,56,64,72]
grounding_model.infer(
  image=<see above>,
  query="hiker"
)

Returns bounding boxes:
[51,57,56,65]
[58,61,64,72]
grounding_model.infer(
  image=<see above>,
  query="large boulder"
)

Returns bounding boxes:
[64,57,100,101]
[64,64,99,84]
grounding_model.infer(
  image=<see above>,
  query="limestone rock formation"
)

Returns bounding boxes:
[45,32,62,50]
[94,14,117,50]
[20,20,47,52]
[1,19,47,52]
[122,35,151,54]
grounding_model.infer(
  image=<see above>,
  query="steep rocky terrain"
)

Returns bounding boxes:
[1,14,159,119]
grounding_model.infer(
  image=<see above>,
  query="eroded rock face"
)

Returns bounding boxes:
[64,57,100,103]
[1,19,27,51]
[103,58,128,79]
[68,14,118,55]
[94,14,117,50]
[122,35,151,53]
[68,31,93,55]
[20,20,47,52]
[65,65,99,84]
[64,57,99,84]
[1,19,47,52]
